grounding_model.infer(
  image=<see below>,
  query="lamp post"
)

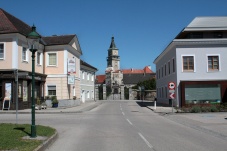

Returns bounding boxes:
[27,25,40,138]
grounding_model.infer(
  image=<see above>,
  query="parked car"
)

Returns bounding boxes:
[41,102,47,109]
[35,104,41,110]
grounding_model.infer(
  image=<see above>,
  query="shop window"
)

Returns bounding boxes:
[185,84,221,104]
[48,85,56,96]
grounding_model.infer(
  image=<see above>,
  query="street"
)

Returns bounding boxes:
[1,100,227,151]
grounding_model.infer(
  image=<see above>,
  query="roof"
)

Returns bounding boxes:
[123,73,156,85]
[42,35,76,45]
[80,60,97,71]
[154,16,227,64]
[187,17,227,28]
[0,8,34,36]
[109,36,118,49]
[122,66,153,74]
[96,75,105,84]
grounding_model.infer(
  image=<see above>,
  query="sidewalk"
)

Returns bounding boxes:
[136,101,177,113]
[0,101,102,114]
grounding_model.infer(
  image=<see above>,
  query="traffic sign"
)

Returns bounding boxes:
[168,82,176,90]
[169,93,175,99]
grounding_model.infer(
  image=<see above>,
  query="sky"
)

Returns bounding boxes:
[1,0,227,74]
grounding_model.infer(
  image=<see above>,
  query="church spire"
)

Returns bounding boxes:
[109,36,117,49]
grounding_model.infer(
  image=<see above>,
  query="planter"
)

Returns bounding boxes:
[52,103,58,108]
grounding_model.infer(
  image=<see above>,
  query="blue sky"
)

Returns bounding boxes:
[1,0,227,74]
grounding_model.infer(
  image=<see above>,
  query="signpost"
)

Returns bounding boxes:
[168,82,176,113]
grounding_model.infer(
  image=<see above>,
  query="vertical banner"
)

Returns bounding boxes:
[5,83,11,101]
[23,81,27,102]
[68,58,76,74]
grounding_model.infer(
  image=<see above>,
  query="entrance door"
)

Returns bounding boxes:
[82,90,85,103]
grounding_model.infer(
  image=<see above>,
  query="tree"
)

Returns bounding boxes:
[132,78,156,90]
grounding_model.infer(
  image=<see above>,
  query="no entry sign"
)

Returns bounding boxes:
[168,82,176,90]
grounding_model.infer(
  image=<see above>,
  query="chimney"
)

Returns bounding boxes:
[148,65,151,70]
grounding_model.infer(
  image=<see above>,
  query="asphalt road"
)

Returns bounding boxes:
[1,100,227,151]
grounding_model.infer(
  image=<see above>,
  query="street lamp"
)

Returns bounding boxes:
[27,25,40,138]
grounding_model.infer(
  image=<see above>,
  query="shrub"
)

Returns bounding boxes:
[190,106,201,113]
[201,106,210,112]
[210,105,218,112]
[51,96,58,104]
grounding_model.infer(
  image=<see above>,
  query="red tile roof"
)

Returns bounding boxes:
[122,66,153,74]
[96,75,105,84]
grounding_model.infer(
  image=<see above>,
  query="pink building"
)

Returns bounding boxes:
[0,8,82,110]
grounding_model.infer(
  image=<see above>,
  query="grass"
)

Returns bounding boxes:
[0,123,56,151]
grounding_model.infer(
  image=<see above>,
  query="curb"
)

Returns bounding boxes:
[34,131,58,151]
[0,102,102,114]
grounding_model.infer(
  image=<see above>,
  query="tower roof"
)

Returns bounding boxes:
[109,36,117,49]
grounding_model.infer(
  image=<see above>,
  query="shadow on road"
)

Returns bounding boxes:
[136,101,171,111]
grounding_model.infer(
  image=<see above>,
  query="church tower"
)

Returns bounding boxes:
[105,36,123,94]
[107,36,120,71]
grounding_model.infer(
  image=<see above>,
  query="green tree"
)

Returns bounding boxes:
[132,78,156,90]
[98,84,103,100]
[124,86,129,100]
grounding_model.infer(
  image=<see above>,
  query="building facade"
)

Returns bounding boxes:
[0,8,83,109]
[154,17,227,107]
[105,37,123,93]
[80,60,97,103]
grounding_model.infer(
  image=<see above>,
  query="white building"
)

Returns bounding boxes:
[154,17,227,107]
[80,60,97,103]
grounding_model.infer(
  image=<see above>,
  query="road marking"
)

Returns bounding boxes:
[126,119,133,125]
[122,112,125,116]
[138,132,153,149]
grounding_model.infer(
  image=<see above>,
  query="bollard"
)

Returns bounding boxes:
[154,101,156,110]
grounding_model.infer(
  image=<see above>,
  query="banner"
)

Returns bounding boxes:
[68,58,76,74]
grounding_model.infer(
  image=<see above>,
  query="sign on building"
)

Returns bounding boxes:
[68,58,76,74]
[68,76,75,85]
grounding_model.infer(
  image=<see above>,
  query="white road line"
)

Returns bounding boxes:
[122,112,125,115]
[126,119,133,125]
[138,132,153,149]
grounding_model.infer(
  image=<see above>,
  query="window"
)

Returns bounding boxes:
[48,53,57,66]
[91,74,94,81]
[22,47,28,61]
[87,73,89,80]
[164,64,166,76]
[172,59,175,73]
[168,62,170,74]
[48,85,56,96]
[183,56,194,71]
[37,52,41,65]
[185,84,221,104]
[162,67,163,77]
[0,43,4,59]
[82,72,85,79]
[208,56,219,70]
[87,91,90,99]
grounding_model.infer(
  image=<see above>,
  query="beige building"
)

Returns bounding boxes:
[0,8,82,109]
